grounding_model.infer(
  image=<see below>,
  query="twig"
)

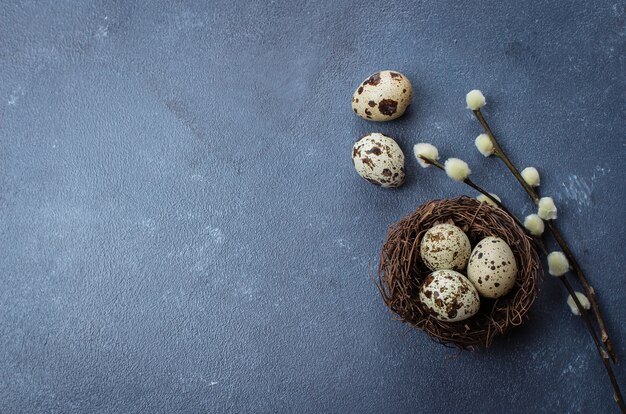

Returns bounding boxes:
[560,276,625,413]
[472,109,617,363]
[546,220,612,357]
[473,110,537,202]
[420,154,625,412]
[420,157,506,211]
[419,156,545,254]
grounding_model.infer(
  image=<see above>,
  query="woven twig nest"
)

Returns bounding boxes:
[377,196,542,349]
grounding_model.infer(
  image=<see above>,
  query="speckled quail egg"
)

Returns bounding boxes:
[352,133,405,187]
[467,236,518,299]
[420,223,471,271]
[351,70,413,121]
[419,270,481,322]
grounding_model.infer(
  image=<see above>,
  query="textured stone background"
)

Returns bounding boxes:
[1,1,625,413]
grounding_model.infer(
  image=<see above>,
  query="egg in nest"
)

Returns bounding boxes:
[419,269,481,322]
[467,236,518,298]
[420,223,471,271]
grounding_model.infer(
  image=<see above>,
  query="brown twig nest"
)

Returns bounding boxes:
[377,196,542,349]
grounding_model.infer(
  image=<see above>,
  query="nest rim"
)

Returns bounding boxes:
[377,196,542,350]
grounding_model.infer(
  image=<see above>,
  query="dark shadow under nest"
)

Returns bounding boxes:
[377,196,542,349]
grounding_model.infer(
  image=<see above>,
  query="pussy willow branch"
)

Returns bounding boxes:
[473,109,617,364]
[419,157,536,246]
[420,154,625,412]
[560,276,625,412]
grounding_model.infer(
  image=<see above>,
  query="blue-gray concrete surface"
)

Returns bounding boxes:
[1,1,625,413]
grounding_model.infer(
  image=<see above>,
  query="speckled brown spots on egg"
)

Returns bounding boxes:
[365,146,382,155]
[362,158,374,169]
[363,72,381,86]
[378,99,398,116]
[467,236,518,299]
[420,224,471,271]
[418,270,480,322]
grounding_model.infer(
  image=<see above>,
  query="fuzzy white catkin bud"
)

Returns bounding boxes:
[548,251,569,276]
[466,90,486,110]
[444,158,471,182]
[524,214,544,236]
[521,167,540,187]
[476,193,500,206]
[413,143,439,168]
[567,291,591,316]
[538,197,557,220]
[475,134,494,157]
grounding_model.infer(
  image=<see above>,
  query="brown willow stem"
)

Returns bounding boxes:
[421,153,623,410]
[560,276,626,413]
[472,109,617,363]
[473,110,538,202]
[464,179,523,228]
[420,157,503,208]
[547,220,613,359]
[419,156,545,254]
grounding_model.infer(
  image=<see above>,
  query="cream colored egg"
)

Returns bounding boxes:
[419,270,480,322]
[351,70,413,121]
[467,236,518,299]
[420,223,471,271]
[352,133,405,187]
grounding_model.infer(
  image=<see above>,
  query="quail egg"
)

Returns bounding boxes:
[351,70,413,121]
[352,133,405,187]
[420,223,471,271]
[419,270,481,322]
[467,236,518,299]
